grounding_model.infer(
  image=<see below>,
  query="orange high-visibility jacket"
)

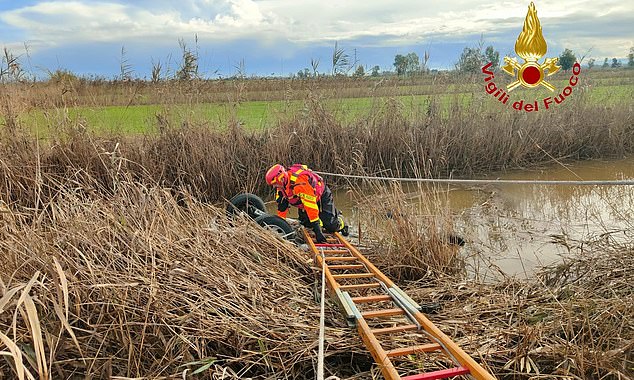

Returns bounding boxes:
[277,165,325,223]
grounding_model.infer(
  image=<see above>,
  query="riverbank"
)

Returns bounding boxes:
[0,179,631,379]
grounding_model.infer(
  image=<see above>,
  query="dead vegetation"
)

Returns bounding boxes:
[0,178,353,379]
[0,77,632,379]
[403,243,633,379]
[1,85,633,211]
[0,167,631,379]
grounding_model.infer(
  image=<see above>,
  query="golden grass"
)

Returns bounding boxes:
[0,173,632,378]
[2,88,633,215]
[0,178,334,378]
[402,244,634,379]
[352,182,464,282]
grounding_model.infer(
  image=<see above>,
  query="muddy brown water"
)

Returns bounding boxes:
[267,158,634,279]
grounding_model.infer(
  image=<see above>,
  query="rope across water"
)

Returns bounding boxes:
[314,171,634,186]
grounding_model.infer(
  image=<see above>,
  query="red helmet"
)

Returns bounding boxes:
[265,164,288,187]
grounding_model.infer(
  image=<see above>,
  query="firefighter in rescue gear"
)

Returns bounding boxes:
[265,164,348,243]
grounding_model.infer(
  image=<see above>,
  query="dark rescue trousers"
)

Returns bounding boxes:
[297,186,343,233]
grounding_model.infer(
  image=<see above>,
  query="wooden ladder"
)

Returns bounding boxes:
[304,229,496,380]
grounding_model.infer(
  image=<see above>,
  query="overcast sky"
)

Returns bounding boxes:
[0,0,632,78]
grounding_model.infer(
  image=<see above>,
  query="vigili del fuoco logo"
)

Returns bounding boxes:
[481,2,581,112]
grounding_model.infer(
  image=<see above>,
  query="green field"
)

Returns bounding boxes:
[18,95,462,135]
[12,69,634,136]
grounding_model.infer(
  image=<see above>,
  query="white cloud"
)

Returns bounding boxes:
[0,0,279,47]
[0,0,632,58]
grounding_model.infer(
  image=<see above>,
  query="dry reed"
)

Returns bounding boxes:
[2,85,633,212]
[0,176,368,379]
[353,182,465,282]
[1,75,633,379]
[0,173,632,379]
[402,243,633,379]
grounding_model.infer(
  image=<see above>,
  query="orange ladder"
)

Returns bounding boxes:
[304,229,496,380]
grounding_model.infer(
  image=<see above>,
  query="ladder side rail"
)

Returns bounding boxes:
[304,229,356,322]
[337,231,497,380]
[334,232,396,288]
[409,303,495,379]
[304,229,342,293]
[341,292,402,380]
[307,230,497,380]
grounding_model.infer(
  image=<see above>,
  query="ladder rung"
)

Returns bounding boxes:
[332,273,375,279]
[370,324,419,335]
[324,256,357,262]
[304,228,494,380]
[361,308,405,319]
[327,264,365,270]
[401,366,470,380]
[321,249,349,253]
[351,294,392,303]
[339,283,381,290]
[386,343,442,358]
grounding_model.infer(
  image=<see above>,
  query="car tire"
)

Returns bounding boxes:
[226,193,266,219]
[254,214,295,240]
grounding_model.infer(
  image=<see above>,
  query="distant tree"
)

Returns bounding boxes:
[628,47,634,67]
[611,58,622,68]
[353,65,365,77]
[558,49,576,71]
[371,65,380,77]
[587,58,595,70]
[393,52,420,76]
[404,52,420,74]
[484,46,500,70]
[456,47,485,74]
[394,54,407,75]
[602,58,609,68]
[297,68,310,78]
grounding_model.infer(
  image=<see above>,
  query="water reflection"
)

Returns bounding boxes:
[464,161,634,278]
[330,158,634,279]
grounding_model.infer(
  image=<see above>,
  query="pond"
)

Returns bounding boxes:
[455,158,634,278]
[332,158,634,279]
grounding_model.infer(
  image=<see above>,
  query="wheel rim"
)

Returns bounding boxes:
[247,205,264,218]
[262,224,294,239]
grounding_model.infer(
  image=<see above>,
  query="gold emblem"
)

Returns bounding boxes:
[502,2,560,91]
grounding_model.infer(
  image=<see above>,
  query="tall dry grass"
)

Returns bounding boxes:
[2,84,632,211]
[1,76,633,379]
[0,177,371,379]
[14,68,634,109]
[404,242,634,379]
[352,181,465,282]
[13,74,464,109]
[2,177,631,379]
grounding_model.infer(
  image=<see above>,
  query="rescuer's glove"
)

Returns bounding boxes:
[276,191,289,213]
[311,221,327,243]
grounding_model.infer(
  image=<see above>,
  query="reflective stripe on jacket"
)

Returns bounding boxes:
[278,164,325,222]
